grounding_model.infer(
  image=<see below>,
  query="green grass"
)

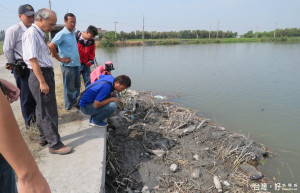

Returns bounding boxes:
[113,37,300,46]
[0,41,3,54]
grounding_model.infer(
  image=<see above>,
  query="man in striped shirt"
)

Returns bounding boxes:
[22,8,73,155]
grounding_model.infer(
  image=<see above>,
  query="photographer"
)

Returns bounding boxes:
[3,4,36,129]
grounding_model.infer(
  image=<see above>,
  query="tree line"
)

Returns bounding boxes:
[243,28,300,38]
[98,28,300,41]
[0,30,5,41]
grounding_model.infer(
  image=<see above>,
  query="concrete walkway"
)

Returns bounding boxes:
[37,58,107,193]
[38,118,107,193]
[0,54,107,193]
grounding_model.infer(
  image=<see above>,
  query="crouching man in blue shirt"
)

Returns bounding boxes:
[79,75,131,127]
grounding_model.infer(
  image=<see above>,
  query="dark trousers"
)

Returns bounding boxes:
[28,68,64,149]
[80,64,91,88]
[13,68,36,126]
[0,154,17,193]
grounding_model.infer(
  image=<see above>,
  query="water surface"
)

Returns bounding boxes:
[95,43,300,184]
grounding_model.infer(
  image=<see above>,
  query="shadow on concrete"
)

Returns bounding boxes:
[61,126,106,148]
[58,111,89,127]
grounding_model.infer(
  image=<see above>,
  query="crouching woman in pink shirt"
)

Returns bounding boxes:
[90,61,114,83]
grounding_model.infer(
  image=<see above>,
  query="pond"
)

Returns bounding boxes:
[95,42,300,185]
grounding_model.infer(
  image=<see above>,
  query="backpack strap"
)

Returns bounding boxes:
[81,81,111,95]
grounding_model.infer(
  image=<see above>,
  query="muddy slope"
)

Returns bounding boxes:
[105,90,269,193]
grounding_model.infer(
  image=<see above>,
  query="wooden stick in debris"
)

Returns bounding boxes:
[165,105,169,118]
[143,110,151,120]
[171,122,188,132]
[142,144,166,157]
[196,119,209,130]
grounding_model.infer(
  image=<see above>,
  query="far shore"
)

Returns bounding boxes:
[102,36,300,47]
[1,37,300,55]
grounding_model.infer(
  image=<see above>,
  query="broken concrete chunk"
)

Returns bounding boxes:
[240,163,264,181]
[213,176,223,193]
[142,186,151,193]
[250,174,264,180]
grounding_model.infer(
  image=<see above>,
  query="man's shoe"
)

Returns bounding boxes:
[89,119,108,128]
[49,146,73,155]
[39,140,48,147]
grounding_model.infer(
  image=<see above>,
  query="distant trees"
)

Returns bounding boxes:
[242,28,300,38]
[96,28,300,43]
[113,30,238,40]
[0,30,5,41]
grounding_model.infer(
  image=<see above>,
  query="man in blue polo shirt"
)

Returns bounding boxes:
[49,13,81,110]
[79,75,131,127]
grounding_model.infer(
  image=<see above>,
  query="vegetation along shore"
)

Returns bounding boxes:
[98,27,300,47]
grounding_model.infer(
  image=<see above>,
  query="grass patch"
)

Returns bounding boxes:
[0,41,3,54]
[103,37,300,47]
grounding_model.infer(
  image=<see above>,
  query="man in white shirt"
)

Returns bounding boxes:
[22,8,73,155]
[3,4,36,129]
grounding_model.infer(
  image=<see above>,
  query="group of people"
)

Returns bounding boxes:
[1,4,131,193]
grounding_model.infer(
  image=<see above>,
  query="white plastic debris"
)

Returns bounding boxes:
[223,180,230,187]
[170,164,178,172]
[218,127,226,131]
[131,98,137,112]
[154,95,166,99]
[193,154,199,160]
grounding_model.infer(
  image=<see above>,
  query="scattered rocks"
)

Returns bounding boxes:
[170,164,178,172]
[213,176,223,193]
[191,167,202,179]
[142,186,151,193]
[105,90,270,193]
[239,162,264,180]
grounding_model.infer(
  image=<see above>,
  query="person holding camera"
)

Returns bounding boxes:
[3,4,36,129]
[90,61,115,83]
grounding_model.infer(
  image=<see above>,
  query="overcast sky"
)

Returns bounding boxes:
[0,0,299,35]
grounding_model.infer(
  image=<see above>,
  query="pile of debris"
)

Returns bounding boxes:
[105,90,269,192]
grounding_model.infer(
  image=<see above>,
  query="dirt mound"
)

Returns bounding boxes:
[105,90,269,192]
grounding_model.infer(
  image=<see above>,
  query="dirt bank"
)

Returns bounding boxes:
[105,90,269,193]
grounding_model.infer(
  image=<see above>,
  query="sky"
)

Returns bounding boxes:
[0,0,299,35]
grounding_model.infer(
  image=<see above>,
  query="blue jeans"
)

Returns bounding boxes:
[0,154,17,193]
[80,64,91,88]
[13,68,36,126]
[61,65,81,110]
[80,101,117,124]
